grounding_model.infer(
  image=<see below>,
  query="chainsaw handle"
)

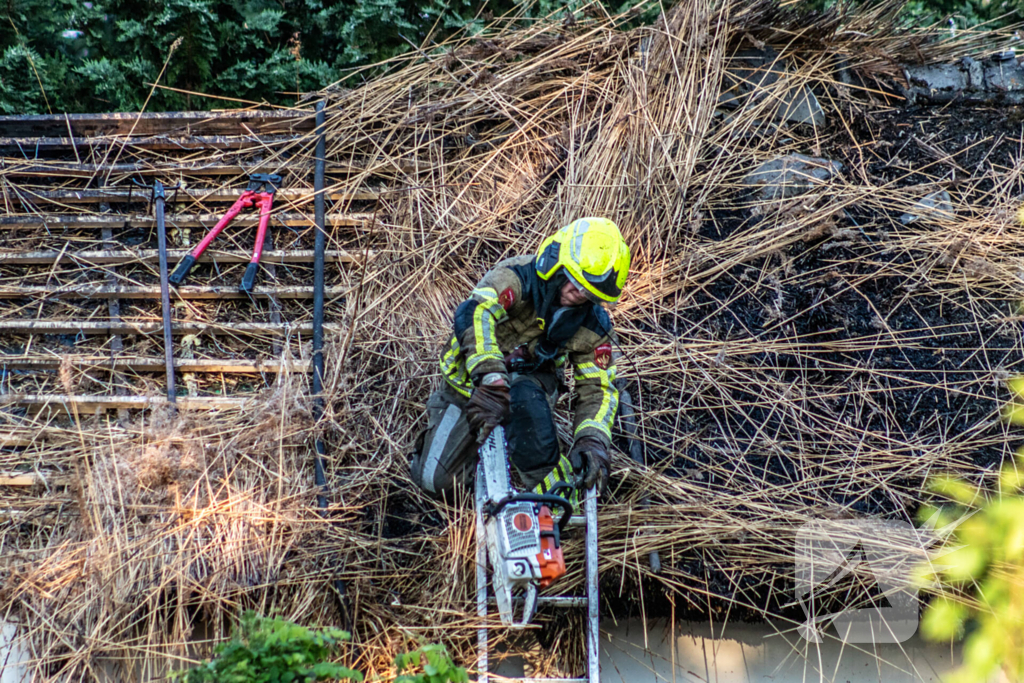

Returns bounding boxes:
[488,492,575,534]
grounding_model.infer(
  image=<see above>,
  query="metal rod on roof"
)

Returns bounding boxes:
[154,180,176,405]
[312,99,351,631]
[313,103,328,506]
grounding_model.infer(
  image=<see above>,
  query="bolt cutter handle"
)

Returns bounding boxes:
[240,192,276,293]
[169,191,256,286]
[167,174,283,289]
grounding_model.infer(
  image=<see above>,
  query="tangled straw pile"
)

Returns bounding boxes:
[3,0,1024,679]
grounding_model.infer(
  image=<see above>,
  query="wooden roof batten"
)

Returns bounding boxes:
[0,109,315,139]
[0,107,363,414]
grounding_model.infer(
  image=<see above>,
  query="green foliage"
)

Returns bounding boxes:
[394,643,469,683]
[0,0,616,113]
[172,611,362,683]
[2,0,1020,113]
[75,56,157,111]
[0,45,52,114]
[916,380,1024,682]
[172,613,469,683]
[807,0,1022,26]
[900,0,1020,29]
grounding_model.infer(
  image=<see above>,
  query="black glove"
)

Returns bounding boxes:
[465,375,510,443]
[568,435,610,493]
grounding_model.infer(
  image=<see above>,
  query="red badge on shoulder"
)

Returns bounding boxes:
[498,287,516,310]
[594,343,612,370]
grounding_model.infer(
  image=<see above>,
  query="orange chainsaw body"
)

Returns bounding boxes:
[536,505,566,588]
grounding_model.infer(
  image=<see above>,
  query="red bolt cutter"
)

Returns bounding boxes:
[169,173,283,293]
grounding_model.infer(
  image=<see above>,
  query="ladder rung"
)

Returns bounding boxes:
[487,596,586,608]
[539,596,586,607]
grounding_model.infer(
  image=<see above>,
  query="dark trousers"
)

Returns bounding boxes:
[409,373,561,497]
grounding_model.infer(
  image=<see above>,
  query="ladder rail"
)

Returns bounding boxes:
[476,463,600,683]
[585,488,599,683]
[476,461,490,683]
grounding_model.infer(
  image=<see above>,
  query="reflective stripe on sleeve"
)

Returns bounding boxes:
[465,297,505,373]
[532,454,580,508]
[471,287,498,301]
[439,336,472,397]
[573,360,618,440]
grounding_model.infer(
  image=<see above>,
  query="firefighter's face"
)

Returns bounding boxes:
[559,280,590,307]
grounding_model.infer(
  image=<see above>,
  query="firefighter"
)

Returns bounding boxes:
[410,217,629,502]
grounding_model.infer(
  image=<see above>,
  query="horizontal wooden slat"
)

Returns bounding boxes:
[16,187,380,204]
[0,470,72,486]
[0,134,301,153]
[0,284,348,300]
[0,110,313,138]
[0,248,367,266]
[2,161,289,177]
[0,158,422,177]
[0,435,33,448]
[1,394,251,410]
[0,509,66,525]
[0,320,334,336]
[0,212,373,230]
[0,429,79,447]
[1,357,310,373]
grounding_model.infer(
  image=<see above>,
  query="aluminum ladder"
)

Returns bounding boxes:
[475,465,600,683]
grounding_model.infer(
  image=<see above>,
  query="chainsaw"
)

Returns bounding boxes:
[477,425,574,626]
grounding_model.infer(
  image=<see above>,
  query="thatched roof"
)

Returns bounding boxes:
[1,0,1022,679]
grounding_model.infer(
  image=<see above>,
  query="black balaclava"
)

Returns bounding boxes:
[530,267,590,366]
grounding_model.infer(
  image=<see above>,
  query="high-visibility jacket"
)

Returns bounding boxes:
[439,255,619,447]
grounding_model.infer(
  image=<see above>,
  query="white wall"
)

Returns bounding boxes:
[0,622,27,683]
[599,620,958,683]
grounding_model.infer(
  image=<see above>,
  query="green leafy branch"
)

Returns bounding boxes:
[172,612,362,683]
[394,644,469,683]
[172,612,469,683]
[915,377,1024,683]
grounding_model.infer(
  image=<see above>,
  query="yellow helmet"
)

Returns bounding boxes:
[535,217,630,304]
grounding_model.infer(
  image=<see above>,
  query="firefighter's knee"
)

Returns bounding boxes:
[410,395,476,497]
[505,375,560,481]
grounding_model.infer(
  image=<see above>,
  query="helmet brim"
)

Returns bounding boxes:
[565,270,610,305]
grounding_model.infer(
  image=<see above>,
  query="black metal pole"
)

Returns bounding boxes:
[313,102,328,506]
[313,100,350,630]
[154,180,176,405]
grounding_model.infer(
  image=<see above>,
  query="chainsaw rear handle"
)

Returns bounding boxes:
[486,491,575,534]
